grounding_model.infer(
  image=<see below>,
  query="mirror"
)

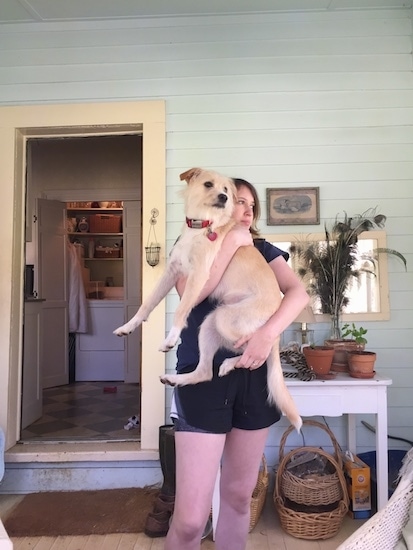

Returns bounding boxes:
[263,230,390,322]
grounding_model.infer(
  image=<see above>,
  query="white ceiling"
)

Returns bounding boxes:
[1,0,411,25]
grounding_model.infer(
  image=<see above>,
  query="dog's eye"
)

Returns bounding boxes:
[204,181,213,188]
[223,187,228,193]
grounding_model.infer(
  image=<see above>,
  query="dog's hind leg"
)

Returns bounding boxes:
[160,311,223,386]
[266,343,302,432]
[218,357,241,377]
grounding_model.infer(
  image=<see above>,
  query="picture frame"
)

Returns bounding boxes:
[266,187,320,226]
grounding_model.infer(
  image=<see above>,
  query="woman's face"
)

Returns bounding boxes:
[233,185,255,229]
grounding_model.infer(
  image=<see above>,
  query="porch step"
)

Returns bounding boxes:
[2,442,161,493]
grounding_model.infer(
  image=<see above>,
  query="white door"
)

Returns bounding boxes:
[123,200,142,384]
[36,198,69,388]
[21,301,43,428]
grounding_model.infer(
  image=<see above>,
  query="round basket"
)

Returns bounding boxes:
[274,447,349,540]
[249,454,269,532]
[278,420,343,507]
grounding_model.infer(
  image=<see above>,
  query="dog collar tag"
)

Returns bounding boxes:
[207,229,218,241]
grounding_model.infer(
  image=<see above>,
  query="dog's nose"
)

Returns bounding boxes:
[217,194,228,203]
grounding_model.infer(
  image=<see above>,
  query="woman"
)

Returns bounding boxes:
[165,178,309,550]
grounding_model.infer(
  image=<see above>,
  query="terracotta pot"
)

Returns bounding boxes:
[303,346,335,375]
[324,339,365,372]
[348,351,376,378]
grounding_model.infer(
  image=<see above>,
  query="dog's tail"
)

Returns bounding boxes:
[267,345,302,433]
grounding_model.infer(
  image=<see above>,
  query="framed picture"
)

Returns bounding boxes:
[266,187,320,225]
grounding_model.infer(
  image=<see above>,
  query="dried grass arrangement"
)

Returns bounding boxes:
[289,208,406,338]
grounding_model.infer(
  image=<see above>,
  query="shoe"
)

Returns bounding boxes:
[124,415,140,430]
[144,510,171,538]
[153,493,175,513]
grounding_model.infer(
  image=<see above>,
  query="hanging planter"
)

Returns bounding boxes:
[145,208,161,267]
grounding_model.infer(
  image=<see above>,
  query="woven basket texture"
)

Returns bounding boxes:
[274,420,349,540]
[278,420,343,507]
[249,454,269,532]
[89,214,121,233]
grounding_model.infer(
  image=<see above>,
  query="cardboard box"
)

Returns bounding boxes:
[342,451,371,519]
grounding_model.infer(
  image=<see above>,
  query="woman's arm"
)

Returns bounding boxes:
[234,256,310,367]
[175,225,253,300]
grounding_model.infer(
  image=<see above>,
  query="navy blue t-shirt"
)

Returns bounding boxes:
[176,239,288,372]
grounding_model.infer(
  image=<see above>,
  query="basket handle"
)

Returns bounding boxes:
[275,445,349,508]
[279,419,343,467]
[260,454,268,476]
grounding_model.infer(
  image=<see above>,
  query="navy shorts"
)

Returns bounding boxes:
[171,363,281,434]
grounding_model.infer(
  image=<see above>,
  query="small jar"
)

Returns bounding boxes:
[78,217,89,232]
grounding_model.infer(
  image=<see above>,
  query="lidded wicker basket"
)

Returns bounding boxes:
[273,420,349,540]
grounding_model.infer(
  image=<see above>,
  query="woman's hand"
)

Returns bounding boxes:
[233,325,275,370]
[228,224,254,248]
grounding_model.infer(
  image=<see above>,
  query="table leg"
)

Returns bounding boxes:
[376,403,389,510]
[347,414,357,453]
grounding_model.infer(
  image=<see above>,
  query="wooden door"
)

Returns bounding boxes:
[21,301,43,428]
[123,200,141,384]
[36,198,69,388]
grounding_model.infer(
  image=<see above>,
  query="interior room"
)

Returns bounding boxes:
[22,134,143,442]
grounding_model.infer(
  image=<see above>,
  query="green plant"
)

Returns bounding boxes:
[341,323,368,346]
[289,208,407,338]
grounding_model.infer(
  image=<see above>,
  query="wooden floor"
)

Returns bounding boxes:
[1,493,365,549]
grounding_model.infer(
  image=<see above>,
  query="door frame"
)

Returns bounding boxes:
[0,101,166,452]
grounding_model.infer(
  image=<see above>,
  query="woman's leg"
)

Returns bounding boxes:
[165,430,225,550]
[215,427,269,550]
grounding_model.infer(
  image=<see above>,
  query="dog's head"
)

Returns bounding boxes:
[180,168,236,226]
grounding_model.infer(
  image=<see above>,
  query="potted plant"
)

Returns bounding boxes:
[289,208,407,340]
[303,345,335,378]
[325,323,367,372]
[341,323,368,346]
[334,323,376,378]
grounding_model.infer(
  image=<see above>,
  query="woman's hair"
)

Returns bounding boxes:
[232,178,261,238]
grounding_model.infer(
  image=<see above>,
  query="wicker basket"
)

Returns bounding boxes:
[249,454,269,532]
[94,246,121,258]
[89,214,122,233]
[278,420,343,507]
[274,446,349,540]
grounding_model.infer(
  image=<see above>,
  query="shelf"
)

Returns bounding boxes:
[67,208,122,212]
[68,232,123,237]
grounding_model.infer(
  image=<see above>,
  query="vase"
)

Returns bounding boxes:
[330,315,342,340]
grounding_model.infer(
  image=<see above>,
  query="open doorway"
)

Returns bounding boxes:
[2,101,165,454]
[21,134,143,442]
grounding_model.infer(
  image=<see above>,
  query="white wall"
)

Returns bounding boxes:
[0,7,412,459]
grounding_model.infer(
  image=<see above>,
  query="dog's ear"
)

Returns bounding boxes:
[180,168,202,183]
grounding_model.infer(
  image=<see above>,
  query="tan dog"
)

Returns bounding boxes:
[114,168,301,431]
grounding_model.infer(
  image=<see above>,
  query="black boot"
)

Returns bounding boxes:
[158,424,176,497]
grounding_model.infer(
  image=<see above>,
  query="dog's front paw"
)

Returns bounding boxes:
[160,374,179,387]
[159,327,181,352]
[113,319,139,337]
